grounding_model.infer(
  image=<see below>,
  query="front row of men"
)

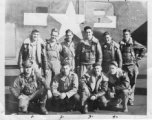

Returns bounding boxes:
[10,60,130,114]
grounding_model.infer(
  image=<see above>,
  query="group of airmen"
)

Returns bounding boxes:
[9,26,147,114]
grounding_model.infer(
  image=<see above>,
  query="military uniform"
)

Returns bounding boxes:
[80,70,108,113]
[45,39,63,87]
[107,68,130,112]
[76,36,102,78]
[9,72,50,114]
[61,40,76,71]
[102,40,122,73]
[18,38,48,76]
[119,38,147,105]
[51,71,79,111]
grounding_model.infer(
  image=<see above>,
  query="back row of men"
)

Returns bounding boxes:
[10,26,146,114]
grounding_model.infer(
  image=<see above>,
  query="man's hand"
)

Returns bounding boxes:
[90,96,96,101]
[20,68,24,73]
[109,92,115,98]
[60,93,66,99]
[47,90,52,99]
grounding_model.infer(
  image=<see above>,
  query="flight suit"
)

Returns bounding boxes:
[45,40,63,87]
[102,40,122,73]
[119,38,147,104]
[107,68,130,111]
[9,72,50,113]
[18,38,48,76]
[61,40,76,71]
[76,36,102,78]
[80,70,108,111]
[51,71,80,110]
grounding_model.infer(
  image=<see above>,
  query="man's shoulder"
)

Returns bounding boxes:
[112,40,120,48]
[92,36,99,44]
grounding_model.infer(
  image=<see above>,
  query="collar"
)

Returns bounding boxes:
[83,36,98,44]
[120,37,133,45]
[60,71,74,81]
[63,40,74,47]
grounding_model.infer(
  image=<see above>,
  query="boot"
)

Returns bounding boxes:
[40,95,48,115]
[82,104,88,114]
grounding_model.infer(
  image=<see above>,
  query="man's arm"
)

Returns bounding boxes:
[75,42,82,68]
[96,42,102,64]
[65,74,79,98]
[115,72,130,91]
[133,40,147,58]
[9,77,21,99]
[115,47,123,68]
[51,75,61,97]
[18,44,25,73]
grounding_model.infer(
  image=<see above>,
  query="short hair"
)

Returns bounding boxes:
[103,31,111,36]
[109,61,118,67]
[62,61,71,67]
[84,26,93,32]
[93,62,101,68]
[123,29,131,33]
[51,28,59,35]
[31,29,39,34]
[65,29,74,35]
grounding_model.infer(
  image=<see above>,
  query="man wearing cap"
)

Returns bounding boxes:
[18,30,48,77]
[119,29,147,105]
[76,26,102,78]
[51,62,80,111]
[102,32,122,73]
[80,62,108,114]
[45,28,63,87]
[61,29,76,71]
[9,60,52,114]
[107,61,130,112]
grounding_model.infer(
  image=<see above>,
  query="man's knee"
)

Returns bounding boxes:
[19,99,29,112]
[122,89,129,97]
[73,93,80,102]
[98,96,108,107]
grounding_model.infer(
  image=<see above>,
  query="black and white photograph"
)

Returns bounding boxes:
[1,0,151,119]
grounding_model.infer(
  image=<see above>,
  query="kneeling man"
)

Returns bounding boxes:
[107,61,130,112]
[9,60,52,114]
[80,62,108,114]
[51,62,80,111]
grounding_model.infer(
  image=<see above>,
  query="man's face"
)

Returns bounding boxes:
[123,31,131,41]
[32,32,39,41]
[24,67,33,75]
[51,31,58,42]
[104,35,112,43]
[66,32,73,42]
[109,65,117,75]
[85,29,93,39]
[94,66,102,76]
[62,65,71,75]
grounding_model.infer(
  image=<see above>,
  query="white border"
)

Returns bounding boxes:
[0,0,152,119]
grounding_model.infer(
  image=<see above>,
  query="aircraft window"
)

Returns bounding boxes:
[36,7,48,13]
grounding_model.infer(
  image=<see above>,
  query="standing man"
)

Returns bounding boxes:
[102,32,122,73]
[119,29,147,106]
[76,26,102,78]
[9,60,51,114]
[107,61,130,112]
[80,62,109,114]
[61,29,76,71]
[51,62,80,111]
[18,30,48,77]
[45,28,63,87]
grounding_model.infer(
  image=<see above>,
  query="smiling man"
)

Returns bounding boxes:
[76,26,102,78]
[51,62,80,111]
[102,32,122,73]
[18,30,48,77]
[9,60,51,114]
[61,29,76,71]
[119,29,147,106]
[45,28,63,87]
[80,62,108,114]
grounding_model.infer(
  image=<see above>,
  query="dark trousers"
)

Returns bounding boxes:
[52,93,80,110]
[122,64,139,102]
[19,88,47,112]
